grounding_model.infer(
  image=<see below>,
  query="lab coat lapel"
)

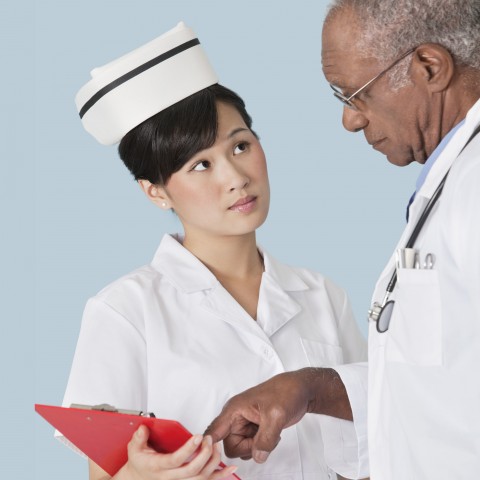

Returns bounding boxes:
[199,285,268,340]
[371,100,480,305]
[152,235,263,337]
[371,196,429,302]
[200,249,309,340]
[256,274,302,337]
[256,250,308,338]
[152,235,308,340]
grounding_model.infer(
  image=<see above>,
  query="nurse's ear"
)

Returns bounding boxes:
[138,179,171,210]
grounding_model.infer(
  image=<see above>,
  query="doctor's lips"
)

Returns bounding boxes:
[229,195,257,213]
[369,138,387,150]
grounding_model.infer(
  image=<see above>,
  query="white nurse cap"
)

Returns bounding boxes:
[75,22,219,145]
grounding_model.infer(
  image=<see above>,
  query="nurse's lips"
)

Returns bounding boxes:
[229,195,257,213]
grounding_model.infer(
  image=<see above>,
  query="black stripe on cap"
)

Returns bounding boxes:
[79,38,200,119]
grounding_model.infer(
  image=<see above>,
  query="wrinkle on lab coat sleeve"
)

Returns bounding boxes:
[320,362,369,479]
[319,280,369,479]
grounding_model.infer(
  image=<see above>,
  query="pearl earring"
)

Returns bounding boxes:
[162,202,167,208]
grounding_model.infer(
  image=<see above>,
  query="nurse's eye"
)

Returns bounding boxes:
[233,142,249,155]
[191,160,211,172]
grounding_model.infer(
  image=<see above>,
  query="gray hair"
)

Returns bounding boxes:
[326,0,480,88]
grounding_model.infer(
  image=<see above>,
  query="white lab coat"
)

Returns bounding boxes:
[331,98,480,479]
[61,234,367,480]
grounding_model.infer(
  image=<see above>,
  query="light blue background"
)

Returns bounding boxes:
[3,1,419,478]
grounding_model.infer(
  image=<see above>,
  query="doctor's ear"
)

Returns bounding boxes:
[411,43,455,93]
[137,179,171,210]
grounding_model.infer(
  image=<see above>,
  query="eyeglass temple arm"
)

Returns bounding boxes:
[346,48,416,101]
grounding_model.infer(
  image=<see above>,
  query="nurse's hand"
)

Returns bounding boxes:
[89,425,237,480]
[205,368,352,464]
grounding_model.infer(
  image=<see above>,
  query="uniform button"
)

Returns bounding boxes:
[327,469,336,479]
[262,346,274,359]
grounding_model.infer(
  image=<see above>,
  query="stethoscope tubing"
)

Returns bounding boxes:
[385,169,449,294]
[373,123,480,332]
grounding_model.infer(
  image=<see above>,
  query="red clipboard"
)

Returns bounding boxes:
[35,403,239,478]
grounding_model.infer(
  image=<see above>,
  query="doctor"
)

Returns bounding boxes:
[62,22,366,480]
[206,1,480,478]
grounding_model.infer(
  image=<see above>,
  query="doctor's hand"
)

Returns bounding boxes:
[205,368,352,464]
[89,425,237,480]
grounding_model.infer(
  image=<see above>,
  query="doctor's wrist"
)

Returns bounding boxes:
[301,367,353,421]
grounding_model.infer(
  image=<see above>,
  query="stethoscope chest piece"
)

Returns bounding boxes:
[376,300,395,333]
[368,299,396,333]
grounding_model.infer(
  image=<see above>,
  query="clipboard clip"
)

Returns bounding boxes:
[71,403,156,418]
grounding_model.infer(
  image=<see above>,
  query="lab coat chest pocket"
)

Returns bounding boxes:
[386,269,443,366]
[301,338,344,367]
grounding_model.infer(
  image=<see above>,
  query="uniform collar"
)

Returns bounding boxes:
[259,247,309,292]
[151,234,218,293]
[416,97,480,201]
[151,234,308,294]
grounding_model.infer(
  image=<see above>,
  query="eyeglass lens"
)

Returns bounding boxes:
[333,91,351,107]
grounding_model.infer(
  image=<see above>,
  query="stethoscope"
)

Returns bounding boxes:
[368,124,480,333]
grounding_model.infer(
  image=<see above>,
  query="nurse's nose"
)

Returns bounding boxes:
[224,160,250,192]
[342,105,368,133]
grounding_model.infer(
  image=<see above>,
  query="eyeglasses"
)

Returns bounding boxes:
[330,48,416,110]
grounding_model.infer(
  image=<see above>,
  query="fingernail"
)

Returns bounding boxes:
[135,427,143,438]
[192,434,203,446]
[204,435,212,446]
[254,450,270,463]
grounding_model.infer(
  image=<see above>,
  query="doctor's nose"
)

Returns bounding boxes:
[342,106,368,133]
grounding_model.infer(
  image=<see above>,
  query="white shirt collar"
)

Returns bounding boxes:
[151,233,308,294]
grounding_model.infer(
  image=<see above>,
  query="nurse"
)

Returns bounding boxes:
[63,22,366,480]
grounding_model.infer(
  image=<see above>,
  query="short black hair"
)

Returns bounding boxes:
[118,84,255,185]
